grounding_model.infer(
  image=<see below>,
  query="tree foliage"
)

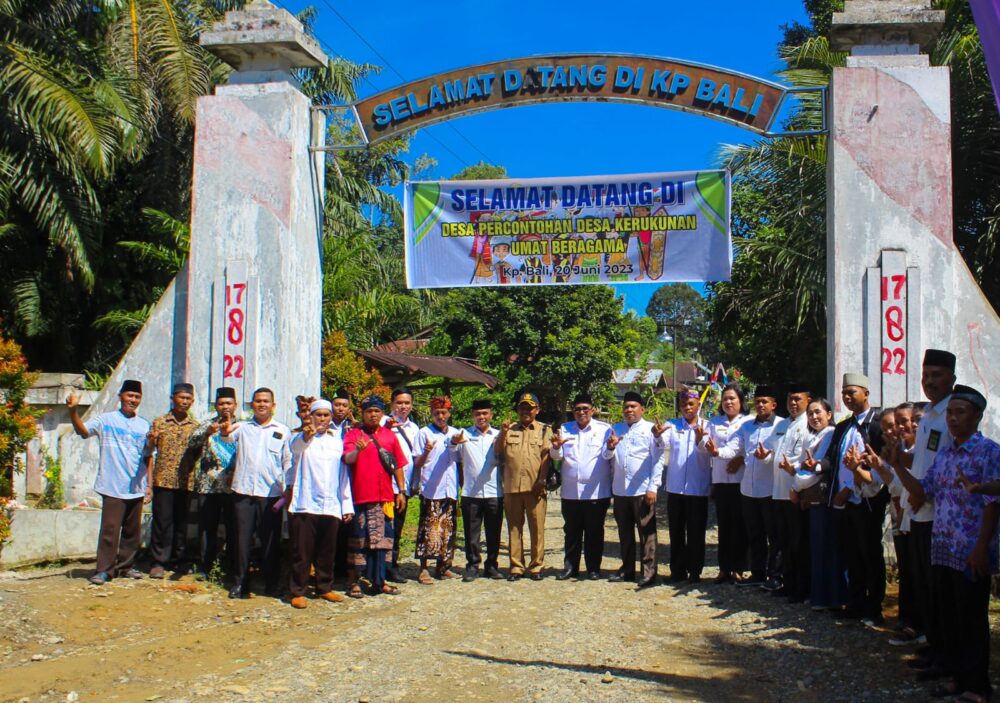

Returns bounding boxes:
[645,284,713,362]
[0,334,40,498]
[320,331,390,406]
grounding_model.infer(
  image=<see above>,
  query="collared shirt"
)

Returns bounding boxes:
[288,430,354,518]
[664,417,712,497]
[189,417,238,494]
[414,424,461,500]
[381,414,419,495]
[228,418,292,498]
[767,413,810,501]
[833,408,873,507]
[919,432,1000,573]
[551,420,613,500]
[792,425,835,489]
[904,395,952,527]
[717,416,778,498]
[344,424,407,505]
[604,418,664,497]
[85,410,151,499]
[704,414,753,484]
[499,421,552,494]
[149,412,198,490]
[450,426,502,499]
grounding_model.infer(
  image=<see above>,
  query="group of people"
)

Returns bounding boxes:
[68,346,997,702]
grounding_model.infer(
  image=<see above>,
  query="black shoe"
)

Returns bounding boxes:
[485,567,505,580]
[462,568,479,583]
[228,585,248,600]
[608,572,634,583]
[686,575,702,585]
[636,576,657,589]
[265,586,282,598]
[507,572,523,582]
[528,572,544,581]
[585,571,601,580]
[555,568,577,581]
[668,572,687,583]
[386,567,407,584]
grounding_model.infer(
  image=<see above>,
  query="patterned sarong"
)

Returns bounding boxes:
[348,502,394,568]
[414,497,457,562]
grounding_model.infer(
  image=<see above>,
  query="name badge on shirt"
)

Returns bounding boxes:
[927,430,941,452]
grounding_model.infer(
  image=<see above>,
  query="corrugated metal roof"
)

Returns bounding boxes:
[612,368,664,385]
[356,350,499,388]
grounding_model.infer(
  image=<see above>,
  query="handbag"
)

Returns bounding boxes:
[363,429,397,477]
[796,479,828,508]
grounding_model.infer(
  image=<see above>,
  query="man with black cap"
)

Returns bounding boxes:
[709,385,780,588]
[550,392,614,581]
[146,382,198,578]
[891,384,999,702]
[188,387,240,580]
[892,349,956,669]
[604,391,664,588]
[382,387,419,584]
[221,387,292,599]
[330,387,355,581]
[451,399,505,581]
[67,380,151,585]
[497,391,553,580]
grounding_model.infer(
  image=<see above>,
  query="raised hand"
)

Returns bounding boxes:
[606,432,621,450]
[651,416,668,438]
[65,389,79,409]
[844,446,864,472]
[423,439,437,456]
[694,424,708,444]
[500,419,513,433]
[802,447,819,471]
[384,416,398,430]
[146,426,160,447]
[753,441,771,460]
[779,454,795,475]
[551,429,572,449]
[452,429,467,445]
[955,467,978,494]
[862,443,882,469]
[218,417,232,436]
[705,436,718,456]
[356,437,370,452]
[302,415,316,440]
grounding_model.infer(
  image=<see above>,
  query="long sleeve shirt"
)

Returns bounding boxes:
[705,414,753,484]
[766,413,810,501]
[450,426,502,499]
[604,418,664,497]
[413,424,461,500]
[903,395,952,529]
[551,420,613,500]
[832,409,874,507]
[663,417,712,497]
[717,416,778,499]
[381,414,419,495]
[228,418,292,498]
[288,430,353,518]
[792,426,835,491]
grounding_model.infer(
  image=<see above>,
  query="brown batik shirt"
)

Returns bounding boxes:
[150,413,198,490]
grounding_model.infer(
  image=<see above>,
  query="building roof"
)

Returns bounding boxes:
[612,368,665,386]
[356,350,499,388]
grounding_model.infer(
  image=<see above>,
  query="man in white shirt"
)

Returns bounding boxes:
[605,391,664,588]
[663,389,711,584]
[451,399,504,581]
[551,393,613,581]
[67,380,150,585]
[768,384,812,600]
[286,399,353,608]
[709,385,780,587]
[222,387,292,599]
[383,387,419,584]
[891,349,955,673]
[412,396,462,584]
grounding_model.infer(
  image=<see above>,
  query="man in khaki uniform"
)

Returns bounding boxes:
[497,392,552,580]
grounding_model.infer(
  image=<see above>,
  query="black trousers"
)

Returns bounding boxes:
[769,498,791,583]
[198,492,234,574]
[893,531,916,629]
[462,496,504,571]
[666,493,708,579]
[96,495,144,576]
[289,512,340,597]
[843,499,887,619]
[741,495,774,581]
[150,487,192,567]
[713,483,747,574]
[909,520,939,650]
[784,501,811,598]
[933,565,991,696]
[560,497,610,574]
[612,494,657,581]
[231,493,283,593]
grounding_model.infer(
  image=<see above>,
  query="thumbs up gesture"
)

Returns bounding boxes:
[802,447,819,471]
[779,453,795,475]
[753,441,771,460]
[452,429,467,445]
[606,432,621,450]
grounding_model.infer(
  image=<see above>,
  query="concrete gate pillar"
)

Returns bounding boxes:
[57,0,327,503]
[827,0,1000,433]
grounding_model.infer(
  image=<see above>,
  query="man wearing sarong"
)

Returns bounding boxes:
[342,395,408,597]
[412,396,462,584]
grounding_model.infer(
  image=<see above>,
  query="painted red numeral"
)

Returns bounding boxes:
[885,305,904,342]
[881,347,906,375]
[227,308,244,345]
[881,274,906,301]
[223,354,244,379]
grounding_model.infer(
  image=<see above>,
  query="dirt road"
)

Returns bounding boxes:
[0,496,994,702]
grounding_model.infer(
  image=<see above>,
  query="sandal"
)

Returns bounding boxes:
[417,569,434,585]
[380,584,401,596]
[346,582,364,599]
[437,569,460,580]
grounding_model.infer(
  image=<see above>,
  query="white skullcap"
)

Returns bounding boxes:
[310,399,333,413]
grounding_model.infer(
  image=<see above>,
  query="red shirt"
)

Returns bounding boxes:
[344,425,408,504]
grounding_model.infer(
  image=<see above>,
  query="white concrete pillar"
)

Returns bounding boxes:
[827,0,1000,433]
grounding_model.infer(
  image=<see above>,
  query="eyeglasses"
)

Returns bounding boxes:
[573,406,593,413]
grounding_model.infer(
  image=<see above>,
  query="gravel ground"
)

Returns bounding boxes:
[1,494,997,703]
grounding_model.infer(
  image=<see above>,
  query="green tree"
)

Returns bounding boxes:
[645,284,713,361]
[0,334,40,498]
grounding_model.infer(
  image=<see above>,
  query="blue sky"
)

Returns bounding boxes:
[277,0,809,314]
